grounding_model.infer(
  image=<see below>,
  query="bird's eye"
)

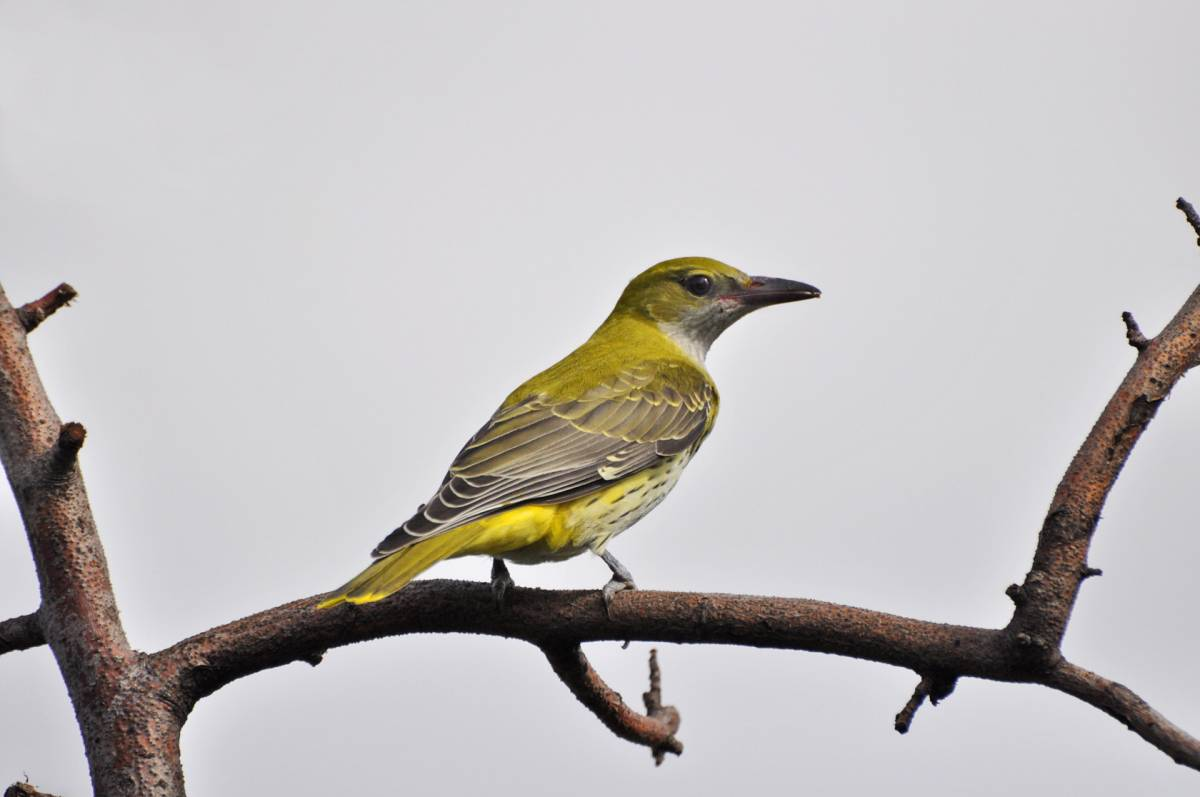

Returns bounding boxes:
[683,274,713,297]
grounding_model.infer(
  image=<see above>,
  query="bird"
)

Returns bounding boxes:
[318,257,819,611]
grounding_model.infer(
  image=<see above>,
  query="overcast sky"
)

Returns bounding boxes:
[3,2,1200,795]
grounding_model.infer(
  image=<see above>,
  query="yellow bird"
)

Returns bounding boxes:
[319,257,819,610]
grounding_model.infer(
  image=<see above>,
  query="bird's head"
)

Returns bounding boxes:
[611,257,820,361]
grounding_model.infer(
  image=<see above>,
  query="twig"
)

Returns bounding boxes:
[0,611,44,656]
[1122,311,1149,351]
[5,782,62,797]
[16,284,77,333]
[541,643,681,763]
[894,673,957,734]
[1045,660,1200,769]
[1179,197,1200,247]
[51,421,86,472]
[642,649,681,764]
[894,676,931,734]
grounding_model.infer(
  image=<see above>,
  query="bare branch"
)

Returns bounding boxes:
[1044,660,1200,769]
[151,584,1015,710]
[16,283,77,333]
[144,581,1200,771]
[0,611,44,655]
[1179,197,1200,247]
[1008,266,1200,655]
[542,644,681,764]
[0,286,184,795]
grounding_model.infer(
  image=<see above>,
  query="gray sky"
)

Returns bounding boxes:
[3,2,1200,794]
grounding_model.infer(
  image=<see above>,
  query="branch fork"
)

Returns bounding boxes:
[541,644,682,764]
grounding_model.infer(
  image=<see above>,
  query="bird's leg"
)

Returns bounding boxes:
[600,549,637,615]
[490,558,515,609]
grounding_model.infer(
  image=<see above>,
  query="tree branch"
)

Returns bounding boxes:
[1007,201,1200,657]
[0,610,44,655]
[15,283,77,333]
[143,581,1200,770]
[1044,660,1200,769]
[150,585,1016,709]
[542,644,681,764]
[0,286,185,796]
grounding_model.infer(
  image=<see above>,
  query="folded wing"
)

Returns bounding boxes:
[372,362,715,557]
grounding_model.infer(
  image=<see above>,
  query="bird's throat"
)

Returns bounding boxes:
[657,320,712,365]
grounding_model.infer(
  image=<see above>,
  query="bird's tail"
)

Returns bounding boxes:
[317,525,484,609]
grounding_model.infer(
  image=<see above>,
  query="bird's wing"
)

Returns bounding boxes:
[371,362,714,557]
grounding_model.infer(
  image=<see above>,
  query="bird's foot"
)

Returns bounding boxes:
[490,558,515,610]
[599,549,638,618]
[601,575,637,617]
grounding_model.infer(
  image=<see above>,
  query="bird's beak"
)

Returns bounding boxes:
[729,276,821,307]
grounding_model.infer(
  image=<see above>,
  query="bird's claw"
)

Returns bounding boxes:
[601,576,637,617]
[598,549,637,618]
[491,558,515,610]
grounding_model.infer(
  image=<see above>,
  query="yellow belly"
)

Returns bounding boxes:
[453,452,691,565]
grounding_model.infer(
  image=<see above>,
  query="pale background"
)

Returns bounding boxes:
[3,2,1200,794]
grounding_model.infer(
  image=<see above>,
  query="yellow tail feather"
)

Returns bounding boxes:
[317,525,485,609]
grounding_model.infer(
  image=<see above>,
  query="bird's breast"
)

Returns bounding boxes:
[560,451,692,552]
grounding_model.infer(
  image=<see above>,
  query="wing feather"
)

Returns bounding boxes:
[371,362,716,557]
[462,413,563,453]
